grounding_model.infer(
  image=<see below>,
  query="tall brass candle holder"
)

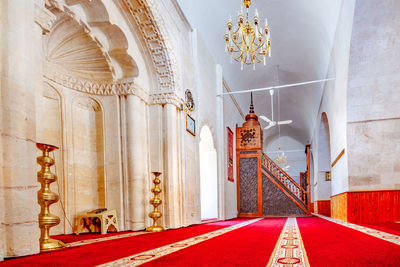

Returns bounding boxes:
[37,143,66,251]
[146,172,164,232]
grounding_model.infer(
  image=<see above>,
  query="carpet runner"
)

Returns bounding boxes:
[99,218,262,266]
[2,216,400,266]
[267,217,309,266]
[297,216,400,266]
[313,213,400,246]
[0,219,248,266]
[139,217,286,267]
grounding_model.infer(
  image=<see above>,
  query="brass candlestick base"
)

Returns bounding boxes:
[37,143,66,251]
[146,172,164,232]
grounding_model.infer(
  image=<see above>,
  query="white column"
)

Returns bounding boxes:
[215,64,225,220]
[125,95,150,230]
[0,0,44,257]
[163,104,182,229]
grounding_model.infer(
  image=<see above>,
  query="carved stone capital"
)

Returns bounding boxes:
[150,91,183,107]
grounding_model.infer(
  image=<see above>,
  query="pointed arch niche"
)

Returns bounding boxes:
[314,112,332,216]
[72,97,105,215]
[36,83,65,235]
[199,126,218,221]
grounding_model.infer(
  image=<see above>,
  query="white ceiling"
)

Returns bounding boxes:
[177,0,342,146]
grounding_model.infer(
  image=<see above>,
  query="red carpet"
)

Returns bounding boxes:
[297,216,400,266]
[1,219,247,266]
[51,231,134,243]
[141,217,286,267]
[358,222,400,236]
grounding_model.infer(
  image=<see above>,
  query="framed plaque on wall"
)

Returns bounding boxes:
[227,127,234,182]
[186,114,196,136]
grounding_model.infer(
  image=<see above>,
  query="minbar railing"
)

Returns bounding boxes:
[262,152,309,209]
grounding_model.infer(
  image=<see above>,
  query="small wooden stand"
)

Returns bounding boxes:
[74,209,119,235]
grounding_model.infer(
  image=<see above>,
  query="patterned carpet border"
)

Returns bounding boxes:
[97,218,262,266]
[68,232,151,247]
[267,217,310,267]
[313,213,400,246]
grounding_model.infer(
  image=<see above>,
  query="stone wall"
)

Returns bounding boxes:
[347,0,400,191]
[0,0,245,258]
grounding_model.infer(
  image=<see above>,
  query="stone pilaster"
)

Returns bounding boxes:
[125,95,150,230]
[163,104,183,229]
[0,0,44,257]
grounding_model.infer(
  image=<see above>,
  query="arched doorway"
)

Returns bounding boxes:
[314,112,332,215]
[199,126,218,220]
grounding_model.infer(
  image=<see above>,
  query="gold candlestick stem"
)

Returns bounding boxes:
[37,143,66,251]
[146,172,164,232]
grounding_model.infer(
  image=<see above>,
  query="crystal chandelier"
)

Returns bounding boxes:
[275,147,287,165]
[225,0,271,70]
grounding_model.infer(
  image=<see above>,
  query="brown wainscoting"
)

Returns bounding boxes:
[331,190,400,223]
[331,192,348,222]
[314,200,331,217]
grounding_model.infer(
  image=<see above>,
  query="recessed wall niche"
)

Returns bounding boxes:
[37,83,65,235]
[72,97,105,216]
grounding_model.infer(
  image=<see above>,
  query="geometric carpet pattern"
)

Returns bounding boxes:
[266,217,310,267]
[68,232,151,247]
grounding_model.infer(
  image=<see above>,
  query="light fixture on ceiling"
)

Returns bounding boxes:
[224,0,271,70]
[275,147,288,165]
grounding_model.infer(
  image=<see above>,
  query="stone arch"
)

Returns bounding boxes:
[71,96,106,217]
[46,0,138,81]
[120,0,179,92]
[199,125,218,220]
[315,112,332,201]
[37,82,66,234]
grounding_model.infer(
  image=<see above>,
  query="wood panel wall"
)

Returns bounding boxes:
[331,190,400,223]
[331,193,348,222]
[314,200,331,217]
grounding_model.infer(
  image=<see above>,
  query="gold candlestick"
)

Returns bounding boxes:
[36,143,66,251]
[146,172,164,232]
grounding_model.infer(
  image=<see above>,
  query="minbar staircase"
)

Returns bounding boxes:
[261,152,310,214]
[236,94,311,217]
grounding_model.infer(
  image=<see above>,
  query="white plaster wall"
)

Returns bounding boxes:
[346,0,400,191]
[195,33,220,220]
[265,136,307,184]
[222,87,243,219]
[311,0,356,196]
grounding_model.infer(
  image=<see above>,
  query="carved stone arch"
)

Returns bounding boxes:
[46,0,138,80]
[121,0,180,93]
[71,95,106,215]
[43,80,63,102]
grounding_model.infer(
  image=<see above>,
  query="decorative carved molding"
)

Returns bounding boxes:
[44,66,148,101]
[122,0,179,92]
[44,66,183,106]
[46,0,138,80]
[35,2,57,34]
[42,0,183,107]
[150,91,183,107]
[240,128,257,147]
[74,97,102,112]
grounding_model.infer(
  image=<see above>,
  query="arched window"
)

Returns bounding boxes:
[199,126,218,220]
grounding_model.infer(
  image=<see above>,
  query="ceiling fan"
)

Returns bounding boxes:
[259,89,292,130]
